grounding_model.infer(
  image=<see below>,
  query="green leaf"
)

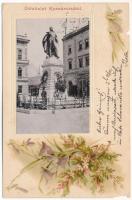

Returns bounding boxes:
[62,184,69,197]
[80,175,88,185]
[53,139,63,152]
[38,173,44,193]
[8,158,43,189]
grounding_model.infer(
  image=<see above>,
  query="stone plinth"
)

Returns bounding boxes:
[39,57,63,101]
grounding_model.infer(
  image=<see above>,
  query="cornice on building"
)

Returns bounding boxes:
[62,25,89,41]
[17,34,30,44]
[17,79,29,83]
[17,60,29,65]
[64,69,89,76]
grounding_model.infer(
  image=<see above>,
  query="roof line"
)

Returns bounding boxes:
[62,24,89,41]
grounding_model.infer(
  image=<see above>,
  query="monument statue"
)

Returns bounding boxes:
[39,27,63,102]
[42,27,59,59]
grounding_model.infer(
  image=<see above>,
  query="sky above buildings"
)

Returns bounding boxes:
[17,18,88,77]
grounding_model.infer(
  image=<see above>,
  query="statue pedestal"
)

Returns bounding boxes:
[39,57,63,101]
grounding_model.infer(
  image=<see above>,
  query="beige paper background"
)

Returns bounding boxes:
[3,3,130,197]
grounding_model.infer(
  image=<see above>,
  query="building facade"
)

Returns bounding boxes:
[16,35,30,96]
[28,75,41,96]
[62,24,89,98]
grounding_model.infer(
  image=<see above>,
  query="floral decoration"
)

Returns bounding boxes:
[106,7,125,62]
[7,136,123,196]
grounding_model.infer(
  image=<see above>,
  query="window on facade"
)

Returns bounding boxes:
[78,41,83,51]
[79,57,83,68]
[68,46,72,55]
[18,49,22,60]
[28,86,31,93]
[18,67,22,78]
[68,60,72,70]
[78,79,89,98]
[85,55,89,66]
[85,39,89,49]
[68,81,77,97]
[18,85,22,93]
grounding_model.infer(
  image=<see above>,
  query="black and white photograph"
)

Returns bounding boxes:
[16,18,90,133]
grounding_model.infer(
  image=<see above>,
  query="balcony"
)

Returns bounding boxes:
[17,59,29,65]
[17,76,28,82]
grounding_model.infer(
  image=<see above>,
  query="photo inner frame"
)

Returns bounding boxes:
[16,18,90,134]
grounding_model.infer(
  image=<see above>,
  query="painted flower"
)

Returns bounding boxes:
[57,156,68,167]
[25,138,35,146]
[39,141,54,155]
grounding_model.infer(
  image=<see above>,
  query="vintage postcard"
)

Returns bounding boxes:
[3,2,130,198]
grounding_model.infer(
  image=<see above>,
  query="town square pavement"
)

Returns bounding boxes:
[16,107,89,134]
